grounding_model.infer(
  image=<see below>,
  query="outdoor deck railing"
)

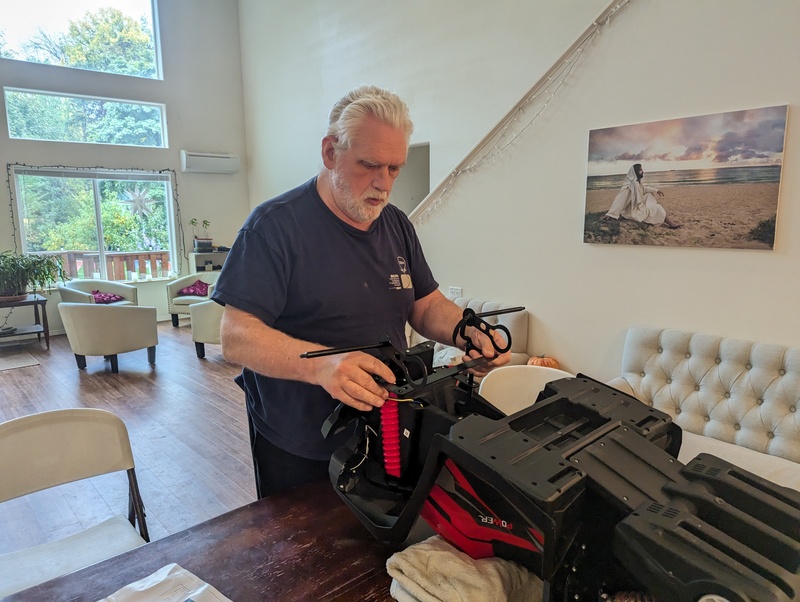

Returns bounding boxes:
[41,250,172,281]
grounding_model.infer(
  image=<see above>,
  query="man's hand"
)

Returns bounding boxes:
[461,326,511,377]
[315,351,397,412]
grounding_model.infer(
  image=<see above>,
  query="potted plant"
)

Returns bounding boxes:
[189,218,213,252]
[0,250,67,301]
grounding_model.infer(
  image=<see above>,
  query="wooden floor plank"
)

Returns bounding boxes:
[0,321,256,555]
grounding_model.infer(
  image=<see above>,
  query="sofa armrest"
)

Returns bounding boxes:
[606,376,635,397]
[58,284,94,304]
[100,281,138,304]
[189,301,223,345]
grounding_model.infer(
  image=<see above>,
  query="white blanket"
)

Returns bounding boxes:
[386,535,542,602]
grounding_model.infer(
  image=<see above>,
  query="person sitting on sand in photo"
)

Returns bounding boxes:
[601,163,682,229]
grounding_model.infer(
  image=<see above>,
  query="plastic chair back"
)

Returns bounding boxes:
[0,409,149,596]
[478,365,574,415]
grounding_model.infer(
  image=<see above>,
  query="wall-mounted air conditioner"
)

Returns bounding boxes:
[180,150,241,174]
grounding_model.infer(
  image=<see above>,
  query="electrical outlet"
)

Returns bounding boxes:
[448,286,463,299]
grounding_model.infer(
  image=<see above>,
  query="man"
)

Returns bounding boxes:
[212,85,509,498]
[602,163,681,228]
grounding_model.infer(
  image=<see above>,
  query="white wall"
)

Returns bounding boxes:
[239,0,800,382]
[238,0,607,205]
[0,0,251,329]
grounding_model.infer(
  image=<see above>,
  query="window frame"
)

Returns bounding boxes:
[11,165,178,281]
[4,87,169,148]
[0,0,163,81]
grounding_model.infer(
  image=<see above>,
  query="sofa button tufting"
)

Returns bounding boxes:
[768,432,775,439]
[746,364,752,369]
[715,358,721,364]
[694,385,700,391]
[640,372,646,377]
[734,423,741,430]
[757,398,764,405]
[675,408,681,414]
[704,416,710,422]
[791,406,797,413]
[658,347,663,353]
[779,369,786,375]
[685,353,691,359]
[724,392,730,398]
[666,378,672,384]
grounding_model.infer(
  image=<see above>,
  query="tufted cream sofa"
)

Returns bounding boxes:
[408,297,530,368]
[607,325,800,490]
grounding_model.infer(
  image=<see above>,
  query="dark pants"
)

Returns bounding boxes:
[247,411,330,499]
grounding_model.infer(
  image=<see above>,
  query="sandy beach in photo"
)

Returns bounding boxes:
[584,182,780,248]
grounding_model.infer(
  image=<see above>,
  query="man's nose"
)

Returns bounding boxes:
[372,167,393,191]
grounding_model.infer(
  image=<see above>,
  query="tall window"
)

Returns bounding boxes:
[0,0,161,79]
[12,167,175,281]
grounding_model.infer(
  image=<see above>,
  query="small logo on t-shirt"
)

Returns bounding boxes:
[389,256,413,290]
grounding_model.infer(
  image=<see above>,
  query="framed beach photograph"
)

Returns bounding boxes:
[583,105,788,249]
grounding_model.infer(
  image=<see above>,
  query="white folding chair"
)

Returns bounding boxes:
[478,365,574,416]
[0,408,149,597]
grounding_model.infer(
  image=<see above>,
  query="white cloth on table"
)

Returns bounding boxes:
[604,165,666,225]
[386,534,543,602]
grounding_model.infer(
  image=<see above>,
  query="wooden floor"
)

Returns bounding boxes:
[0,320,256,554]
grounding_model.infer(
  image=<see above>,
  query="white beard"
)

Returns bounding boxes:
[330,171,388,224]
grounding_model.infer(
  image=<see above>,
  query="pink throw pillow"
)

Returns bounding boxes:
[92,290,126,304]
[178,280,210,297]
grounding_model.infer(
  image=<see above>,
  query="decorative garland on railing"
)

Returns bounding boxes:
[4,163,186,274]
[411,0,631,225]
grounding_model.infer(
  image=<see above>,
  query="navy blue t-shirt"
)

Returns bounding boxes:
[212,177,438,460]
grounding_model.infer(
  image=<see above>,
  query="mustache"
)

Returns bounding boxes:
[361,189,388,202]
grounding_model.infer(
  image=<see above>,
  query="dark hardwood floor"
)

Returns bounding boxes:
[0,319,256,554]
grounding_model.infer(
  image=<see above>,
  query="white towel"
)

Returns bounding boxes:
[386,535,543,602]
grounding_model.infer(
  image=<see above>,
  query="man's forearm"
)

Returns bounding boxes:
[219,305,326,383]
[409,290,465,348]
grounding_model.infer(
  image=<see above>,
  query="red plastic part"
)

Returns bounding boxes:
[381,397,401,477]
[420,460,545,559]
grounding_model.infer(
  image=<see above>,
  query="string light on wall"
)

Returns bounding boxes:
[4,163,187,274]
[411,0,631,225]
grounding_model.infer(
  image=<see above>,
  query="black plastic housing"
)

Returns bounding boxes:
[329,373,800,601]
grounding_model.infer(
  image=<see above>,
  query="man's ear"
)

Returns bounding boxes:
[321,136,337,169]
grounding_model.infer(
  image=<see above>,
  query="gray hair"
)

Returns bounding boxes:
[326,85,413,152]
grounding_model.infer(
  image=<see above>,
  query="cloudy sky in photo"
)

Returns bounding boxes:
[587,105,787,176]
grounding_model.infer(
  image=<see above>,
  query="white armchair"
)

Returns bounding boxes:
[166,272,220,327]
[189,300,224,358]
[58,302,158,373]
[58,279,138,305]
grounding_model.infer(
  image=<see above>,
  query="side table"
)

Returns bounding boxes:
[0,294,49,349]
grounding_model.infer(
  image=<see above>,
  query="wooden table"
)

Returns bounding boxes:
[0,294,49,349]
[8,480,396,601]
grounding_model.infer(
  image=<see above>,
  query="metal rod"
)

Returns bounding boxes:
[475,306,525,318]
[300,340,391,359]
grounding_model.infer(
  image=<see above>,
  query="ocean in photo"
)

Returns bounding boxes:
[586,165,781,191]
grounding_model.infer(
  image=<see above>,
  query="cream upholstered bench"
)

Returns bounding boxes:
[607,325,800,490]
[408,297,530,368]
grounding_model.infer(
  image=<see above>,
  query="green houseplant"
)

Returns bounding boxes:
[189,218,213,252]
[0,251,67,300]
